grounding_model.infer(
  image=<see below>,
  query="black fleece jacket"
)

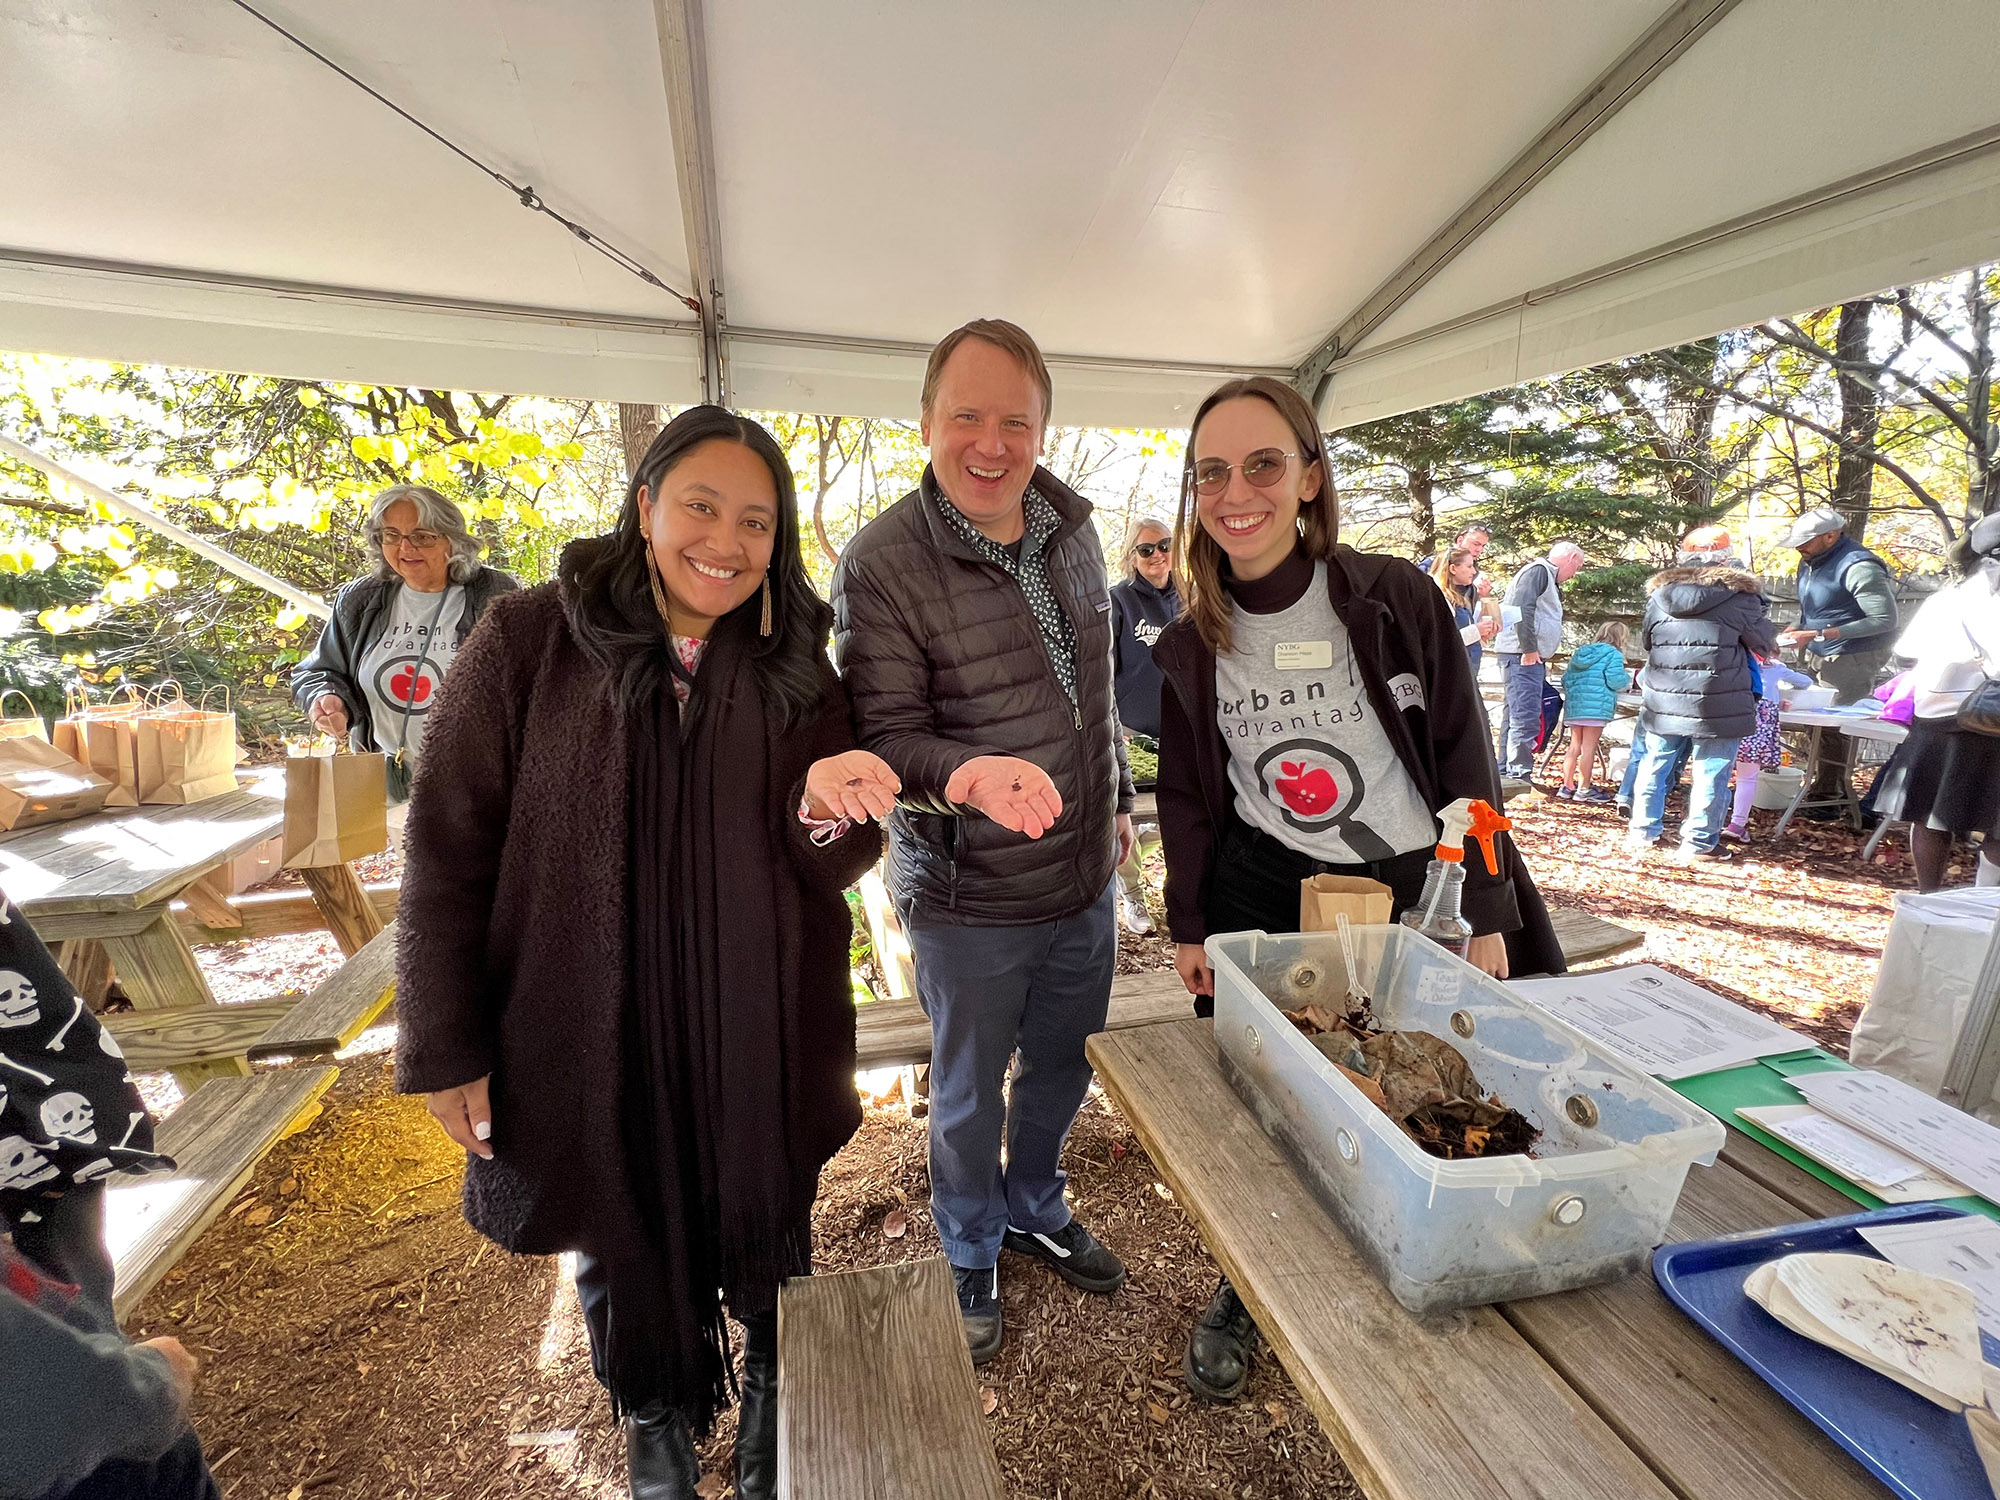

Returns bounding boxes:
[1151,542,1565,976]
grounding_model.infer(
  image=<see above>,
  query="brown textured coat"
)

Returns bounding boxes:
[393,582,878,1259]
[831,466,1133,926]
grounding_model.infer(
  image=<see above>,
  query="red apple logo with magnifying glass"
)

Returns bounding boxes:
[389,665,432,707]
[1274,760,1338,817]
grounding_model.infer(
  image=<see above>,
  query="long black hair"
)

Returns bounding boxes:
[560,405,833,730]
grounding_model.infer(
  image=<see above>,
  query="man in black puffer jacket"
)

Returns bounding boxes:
[1627,540,1778,862]
[832,320,1134,1369]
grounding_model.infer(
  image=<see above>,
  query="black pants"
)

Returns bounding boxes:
[61,1431,220,1500]
[573,1253,778,1409]
[1194,821,1432,1017]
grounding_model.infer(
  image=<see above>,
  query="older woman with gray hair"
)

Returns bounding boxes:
[291,485,518,810]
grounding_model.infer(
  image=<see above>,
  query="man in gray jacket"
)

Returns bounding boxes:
[1492,540,1587,777]
[832,320,1134,1366]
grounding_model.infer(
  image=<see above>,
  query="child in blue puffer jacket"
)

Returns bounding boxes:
[1557,622,1632,802]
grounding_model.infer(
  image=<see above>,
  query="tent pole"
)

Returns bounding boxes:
[0,433,330,620]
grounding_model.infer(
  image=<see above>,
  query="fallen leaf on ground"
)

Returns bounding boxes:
[695,1475,726,1499]
[981,1386,999,1416]
[1147,1400,1170,1425]
[881,1207,907,1239]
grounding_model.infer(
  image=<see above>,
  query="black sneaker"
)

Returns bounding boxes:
[953,1263,1002,1366]
[1185,1278,1258,1401]
[1002,1219,1127,1294]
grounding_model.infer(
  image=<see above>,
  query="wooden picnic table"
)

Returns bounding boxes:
[0,771,383,1086]
[1087,1018,1886,1500]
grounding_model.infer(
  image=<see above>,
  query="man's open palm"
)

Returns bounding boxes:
[945,755,1063,839]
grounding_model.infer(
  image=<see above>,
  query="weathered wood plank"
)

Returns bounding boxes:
[176,878,242,929]
[250,922,398,1060]
[52,938,113,1010]
[102,998,299,1072]
[297,862,386,958]
[0,778,286,915]
[108,1065,338,1322]
[856,969,1190,1071]
[1497,1163,1882,1500]
[97,914,242,1090]
[858,869,915,1001]
[1087,1019,1675,1500]
[778,1257,1005,1500]
[32,907,171,942]
[176,884,399,946]
[1546,906,1645,968]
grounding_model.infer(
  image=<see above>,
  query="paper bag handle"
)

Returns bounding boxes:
[0,689,40,723]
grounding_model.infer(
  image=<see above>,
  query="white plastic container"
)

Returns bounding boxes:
[1752,764,1805,811]
[1782,684,1838,710]
[1210,927,1723,1313]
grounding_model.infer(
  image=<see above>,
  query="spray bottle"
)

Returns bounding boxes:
[1401,797,1512,958]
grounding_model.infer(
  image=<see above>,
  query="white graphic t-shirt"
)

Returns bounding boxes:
[1216,563,1437,865]
[359,583,467,763]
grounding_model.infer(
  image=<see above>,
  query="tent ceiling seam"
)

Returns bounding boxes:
[1293,0,1743,403]
[653,0,728,402]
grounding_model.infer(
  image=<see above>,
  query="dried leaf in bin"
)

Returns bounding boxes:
[881,1207,907,1239]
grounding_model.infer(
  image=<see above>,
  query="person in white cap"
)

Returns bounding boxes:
[1775,507,1899,812]
[1776,507,1899,700]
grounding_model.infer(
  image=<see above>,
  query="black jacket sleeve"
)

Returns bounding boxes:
[1156,672,1214,945]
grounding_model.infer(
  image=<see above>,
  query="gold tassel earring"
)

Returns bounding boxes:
[643,537,673,630]
[759,574,773,637]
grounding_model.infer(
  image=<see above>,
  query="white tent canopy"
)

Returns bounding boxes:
[2,0,1997,429]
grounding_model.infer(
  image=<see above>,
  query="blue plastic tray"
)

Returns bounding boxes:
[1653,1204,1997,1500]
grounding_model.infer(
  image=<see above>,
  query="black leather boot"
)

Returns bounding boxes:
[1184,1277,1258,1401]
[735,1312,778,1500]
[624,1401,700,1499]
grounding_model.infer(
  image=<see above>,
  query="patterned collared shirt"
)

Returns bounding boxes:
[933,484,1078,706]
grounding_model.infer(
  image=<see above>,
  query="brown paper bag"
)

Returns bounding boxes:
[51,688,142,807]
[0,734,113,830]
[134,686,240,805]
[283,750,389,868]
[0,690,48,744]
[1300,873,1395,932]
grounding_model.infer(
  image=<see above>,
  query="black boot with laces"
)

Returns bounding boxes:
[1184,1277,1258,1401]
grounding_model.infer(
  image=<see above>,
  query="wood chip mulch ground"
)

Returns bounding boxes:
[130,794,1947,1497]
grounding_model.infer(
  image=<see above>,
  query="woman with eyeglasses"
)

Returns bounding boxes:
[1151,377,1565,1403]
[290,485,519,828]
[1108,516,1180,933]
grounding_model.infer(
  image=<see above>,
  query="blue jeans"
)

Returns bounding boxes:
[1496,655,1545,776]
[907,879,1118,1269]
[1630,734,1743,851]
[1619,724,1691,805]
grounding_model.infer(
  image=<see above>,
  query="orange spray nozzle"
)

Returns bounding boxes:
[1465,800,1512,875]
[1435,796,1513,874]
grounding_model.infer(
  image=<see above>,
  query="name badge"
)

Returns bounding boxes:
[1275,640,1333,671]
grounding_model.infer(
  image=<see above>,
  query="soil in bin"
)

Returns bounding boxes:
[1281,1004,1542,1161]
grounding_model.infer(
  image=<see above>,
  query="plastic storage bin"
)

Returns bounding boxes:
[1210,926,1724,1313]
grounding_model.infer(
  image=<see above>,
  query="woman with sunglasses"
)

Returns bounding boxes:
[1109,516,1180,933]
[1152,377,1564,1402]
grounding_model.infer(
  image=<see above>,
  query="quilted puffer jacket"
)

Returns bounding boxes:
[1638,566,1780,740]
[832,467,1134,926]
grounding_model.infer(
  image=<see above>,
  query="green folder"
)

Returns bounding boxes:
[1669,1050,1999,1223]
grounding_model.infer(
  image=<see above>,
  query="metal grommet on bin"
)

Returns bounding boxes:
[1285,960,1323,998]
[1246,1025,1261,1056]
[1564,1093,1600,1129]
[1335,1128,1359,1164]
[1552,1194,1586,1226]
[1449,1010,1475,1037]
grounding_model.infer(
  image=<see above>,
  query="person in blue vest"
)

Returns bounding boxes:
[1775,507,1900,813]
[1108,516,1180,934]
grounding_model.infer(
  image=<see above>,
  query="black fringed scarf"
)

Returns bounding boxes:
[601,615,816,1429]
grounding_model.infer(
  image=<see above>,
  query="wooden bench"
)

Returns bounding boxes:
[1547,906,1645,967]
[175,882,400,946]
[856,969,1189,1071]
[101,998,299,1081]
[248,919,398,1060]
[107,1064,338,1322]
[778,1257,1004,1499]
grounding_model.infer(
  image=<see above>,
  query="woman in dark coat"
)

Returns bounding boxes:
[395,407,896,1500]
[1152,376,1564,1408]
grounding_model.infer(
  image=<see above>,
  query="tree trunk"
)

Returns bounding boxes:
[812,416,843,568]
[1967,270,1997,526]
[619,403,661,480]
[1832,301,1880,539]
[1407,468,1436,557]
